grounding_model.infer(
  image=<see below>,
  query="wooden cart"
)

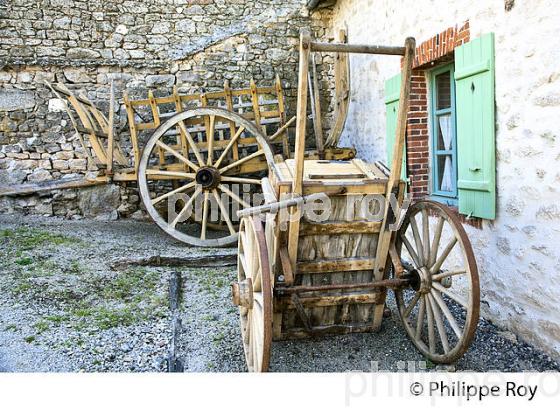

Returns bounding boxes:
[1,63,354,246]
[231,31,480,371]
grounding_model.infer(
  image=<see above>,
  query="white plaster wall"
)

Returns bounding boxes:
[322,0,560,358]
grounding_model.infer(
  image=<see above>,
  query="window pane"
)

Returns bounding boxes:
[437,154,454,192]
[436,71,451,109]
[437,113,453,150]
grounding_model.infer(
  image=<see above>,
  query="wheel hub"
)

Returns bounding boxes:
[231,278,253,308]
[404,266,432,294]
[195,166,221,190]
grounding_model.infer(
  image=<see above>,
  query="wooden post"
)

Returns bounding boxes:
[224,80,239,161]
[371,37,416,329]
[107,81,115,175]
[308,53,324,159]
[287,29,312,272]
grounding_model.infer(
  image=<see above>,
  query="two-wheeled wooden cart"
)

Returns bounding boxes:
[231,31,480,371]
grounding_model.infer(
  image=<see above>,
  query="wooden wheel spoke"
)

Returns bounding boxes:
[155,139,200,171]
[400,233,421,268]
[152,180,196,205]
[200,191,210,240]
[426,294,436,354]
[430,289,463,338]
[422,209,430,264]
[244,310,251,346]
[430,237,458,274]
[429,216,445,267]
[403,292,421,318]
[170,186,201,228]
[432,282,469,310]
[218,184,250,208]
[214,126,245,168]
[239,253,249,276]
[428,294,450,354]
[432,269,466,281]
[207,115,216,165]
[178,120,205,166]
[221,176,262,185]
[415,295,426,341]
[219,149,264,175]
[212,189,235,235]
[410,216,425,265]
[145,169,196,179]
[239,230,253,275]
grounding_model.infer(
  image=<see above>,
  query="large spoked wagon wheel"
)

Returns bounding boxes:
[138,107,274,247]
[393,200,480,363]
[231,217,272,372]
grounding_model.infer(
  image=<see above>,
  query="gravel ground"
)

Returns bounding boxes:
[1,214,559,372]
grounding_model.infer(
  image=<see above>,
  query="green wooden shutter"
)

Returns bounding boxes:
[454,33,496,219]
[385,73,406,177]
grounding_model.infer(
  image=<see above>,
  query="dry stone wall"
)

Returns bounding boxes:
[0,0,334,219]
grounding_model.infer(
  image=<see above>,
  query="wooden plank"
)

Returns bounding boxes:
[296,257,375,274]
[299,220,381,236]
[278,293,382,309]
[307,172,366,180]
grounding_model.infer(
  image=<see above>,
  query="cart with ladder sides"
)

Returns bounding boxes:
[0,30,355,248]
[230,30,480,371]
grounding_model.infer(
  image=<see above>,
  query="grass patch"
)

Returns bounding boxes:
[4,324,17,331]
[33,320,50,334]
[45,314,67,324]
[15,257,33,266]
[1,228,75,252]
[24,335,36,343]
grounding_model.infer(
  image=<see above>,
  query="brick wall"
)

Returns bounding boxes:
[404,21,470,201]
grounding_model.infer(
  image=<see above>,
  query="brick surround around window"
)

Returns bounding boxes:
[403,21,481,228]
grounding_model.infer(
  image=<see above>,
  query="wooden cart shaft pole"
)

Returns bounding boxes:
[310,41,406,56]
[373,36,416,280]
[287,29,312,272]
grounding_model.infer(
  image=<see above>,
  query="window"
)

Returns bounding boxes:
[384,32,496,219]
[430,64,457,204]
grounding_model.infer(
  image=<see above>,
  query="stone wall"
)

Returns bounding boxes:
[0,0,334,219]
[315,0,560,358]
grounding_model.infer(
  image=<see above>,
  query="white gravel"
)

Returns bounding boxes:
[1,214,558,372]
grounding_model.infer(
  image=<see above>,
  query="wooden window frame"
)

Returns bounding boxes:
[429,63,458,205]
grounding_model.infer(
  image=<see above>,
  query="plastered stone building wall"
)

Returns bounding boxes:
[310,0,560,358]
[0,0,334,219]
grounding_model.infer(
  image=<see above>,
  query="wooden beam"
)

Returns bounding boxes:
[373,37,416,281]
[288,29,312,274]
[310,41,406,55]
